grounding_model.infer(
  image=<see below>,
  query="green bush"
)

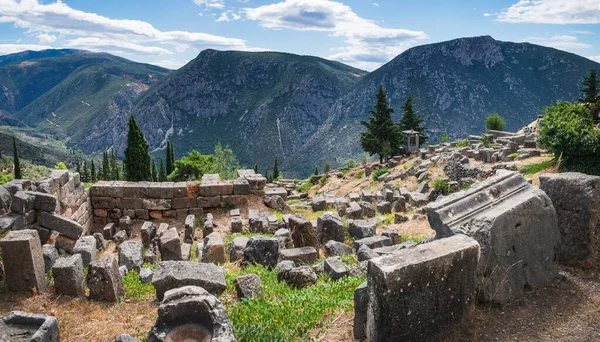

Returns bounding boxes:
[372,167,388,181]
[319,175,328,186]
[297,182,312,193]
[54,162,67,170]
[354,170,364,179]
[346,160,357,168]
[455,138,471,148]
[538,101,600,175]
[480,135,494,148]
[440,132,449,143]
[485,111,506,131]
[433,178,451,195]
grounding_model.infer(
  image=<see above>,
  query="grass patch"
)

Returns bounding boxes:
[297,182,313,193]
[272,210,284,222]
[403,234,430,244]
[519,160,554,175]
[286,199,303,205]
[290,207,328,221]
[223,264,365,342]
[354,170,364,179]
[122,271,155,301]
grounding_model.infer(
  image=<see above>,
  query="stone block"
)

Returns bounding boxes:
[279,247,318,265]
[152,261,226,300]
[427,170,560,305]
[172,182,188,198]
[289,214,319,251]
[184,215,195,243]
[324,240,352,257]
[118,241,143,272]
[354,282,368,339]
[118,216,132,236]
[52,254,84,297]
[345,201,363,219]
[91,197,120,209]
[228,236,249,263]
[265,187,287,200]
[139,268,154,284]
[0,229,47,292]
[171,197,195,209]
[159,228,182,261]
[233,178,250,195]
[312,195,326,211]
[10,191,35,214]
[143,199,171,210]
[51,169,69,187]
[348,220,376,239]
[42,244,59,273]
[135,209,149,220]
[353,236,392,251]
[181,243,192,261]
[26,191,57,213]
[196,196,221,208]
[277,265,317,289]
[366,235,479,342]
[73,235,97,267]
[103,222,116,240]
[248,209,270,233]
[1,311,60,342]
[87,255,124,302]
[243,236,279,269]
[234,274,263,300]
[231,216,243,233]
[539,172,600,267]
[55,234,76,253]
[121,198,143,210]
[38,211,83,239]
[316,212,345,244]
[149,210,163,220]
[324,256,348,281]
[202,232,225,265]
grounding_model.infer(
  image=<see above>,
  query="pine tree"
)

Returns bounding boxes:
[124,117,151,181]
[159,158,166,182]
[579,69,600,122]
[397,94,427,144]
[253,163,259,173]
[82,161,90,183]
[324,162,330,173]
[12,136,21,179]
[110,150,120,181]
[166,141,173,176]
[314,165,319,175]
[151,159,158,182]
[360,85,401,163]
[273,156,280,180]
[76,160,82,176]
[91,160,96,183]
[265,170,271,183]
[102,151,110,181]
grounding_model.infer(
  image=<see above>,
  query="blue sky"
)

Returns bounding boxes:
[0,0,599,70]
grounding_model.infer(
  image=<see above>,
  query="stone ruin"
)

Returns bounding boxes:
[0,311,60,342]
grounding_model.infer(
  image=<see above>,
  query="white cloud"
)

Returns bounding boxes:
[588,55,600,63]
[0,43,52,55]
[0,0,255,56]
[37,33,57,44]
[498,0,600,24]
[573,30,594,35]
[193,0,225,9]
[483,12,492,17]
[244,0,428,70]
[528,35,592,49]
[150,59,189,69]
[216,11,242,22]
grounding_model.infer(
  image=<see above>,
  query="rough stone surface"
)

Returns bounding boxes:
[316,212,345,244]
[118,241,143,272]
[228,236,250,263]
[148,285,236,342]
[277,266,317,289]
[348,220,376,240]
[324,256,349,281]
[141,221,156,247]
[10,191,35,214]
[139,268,154,284]
[353,236,392,251]
[428,170,560,305]
[158,228,182,261]
[184,215,195,243]
[202,232,225,265]
[366,235,480,342]
[42,244,59,273]
[234,274,263,300]
[324,240,352,257]
[289,214,319,251]
[0,311,60,342]
[152,261,226,300]
[357,244,379,262]
[539,172,600,267]
[248,209,270,233]
[52,254,84,297]
[382,228,402,245]
[38,211,83,239]
[243,236,279,269]
[353,282,368,340]
[87,255,124,302]
[0,229,47,293]
[114,334,141,342]
[73,235,97,267]
[279,247,318,265]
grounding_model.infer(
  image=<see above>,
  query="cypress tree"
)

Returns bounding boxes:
[91,160,96,183]
[124,117,151,181]
[579,69,600,122]
[272,156,280,180]
[76,160,81,176]
[82,161,90,183]
[324,162,330,173]
[253,163,259,173]
[265,170,271,183]
[360,85,401,163]
[314,165,319,175]
[12,136,21,179]
[159,158,166,182]
[110,150,120,181]
[151,159,158,182]
[102,151,110,180]
[397,94,428,144]
[166,141,173,176]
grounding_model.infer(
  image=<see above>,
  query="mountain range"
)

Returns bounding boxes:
[1,36,598,177]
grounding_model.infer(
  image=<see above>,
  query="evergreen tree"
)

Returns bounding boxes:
[360,85,401,163]
[314,165,319,175]
[265,170,271,183]
[169,141,175,175]
[159,158,166,182]
[151,159,158,182]
[273,156,280,180]
[110,150,120,181]
[166,141,173,176]
[102,151,110,181]
[397,94,427,145]
[82,161,90,183]
[12,136,21,179]
[124,117,151,181]
[578,69,600,122]
[91,160,96,183]
[76,160,81,176]
[253,163,259,173]
[324,162,330,173]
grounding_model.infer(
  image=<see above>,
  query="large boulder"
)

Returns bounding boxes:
[348,220,376,240]
[118,241,143,272]
[289,214,319,250]
[0,229,47,293]
[366,235,479,342]
[151,261,226,300]
[316,212,345,244]
[277,266,317,289]
[87,255,124,302]
[427,170,560,305]
[243,236,279,269]
[539,172,600,268]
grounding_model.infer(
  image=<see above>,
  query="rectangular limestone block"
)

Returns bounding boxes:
[0,229,47,293]
[121,182,139,198]
[172,197,195,209]
[121,197,143,210]
[26,191,58,213]
[173,182,188,198]
[146,183,164,199]
[197,196,221,208]
[135,209,150,220]
[38,211,84,239]
[91,197,120,209]
[143,199,172,210]
[89,181,112,198]
[366,235,480,342]
[233,178,250,195]
[265,187,288,200]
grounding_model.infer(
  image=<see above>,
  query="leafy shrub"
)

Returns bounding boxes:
[354,170,364,179]
[455,138,471,148]
[433,178,451,195]
[480,135,494,148]
[0,173,14,185]
[297,181,312,193]
[54,162,67,170]
[538,101,600,175]
[319,175,328,186]
[346,160,357,168]
[485,111,506,131]
[440,132,449,143]
[372,167,388,181]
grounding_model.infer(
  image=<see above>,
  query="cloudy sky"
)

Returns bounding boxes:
[0,0,599,70]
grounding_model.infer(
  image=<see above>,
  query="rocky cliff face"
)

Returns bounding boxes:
[285,36,600,175]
